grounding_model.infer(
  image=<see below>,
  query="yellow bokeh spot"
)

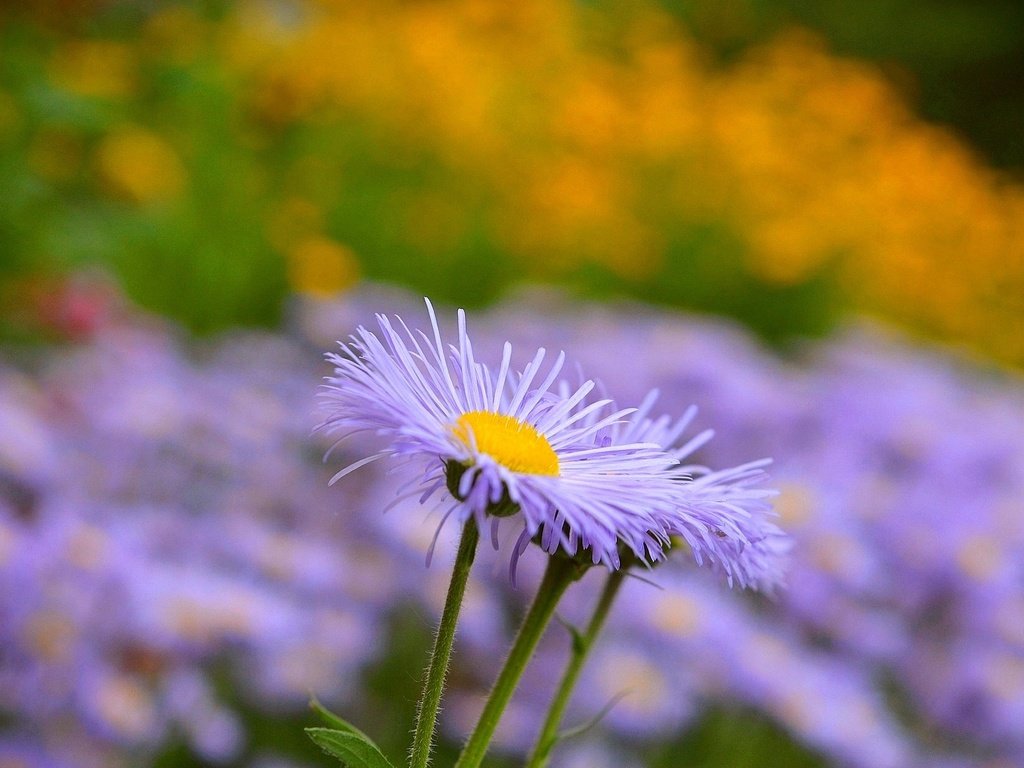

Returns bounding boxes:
[286,236,360,297]
[650,592,702,637]
[24,611,76,662]
[96,128,185,204]
[594,650,669,716]
[93,674,157,740]
[452,411,559,476]
[66,525,109,571]
[775,483,816,526]
[956,534,1004,582]
[50,40,137,99]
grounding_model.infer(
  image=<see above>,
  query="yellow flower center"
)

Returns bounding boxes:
[452,411,559,476]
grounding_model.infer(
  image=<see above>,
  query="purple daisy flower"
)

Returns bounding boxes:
[595,388,789,590]
[319,299,692,570]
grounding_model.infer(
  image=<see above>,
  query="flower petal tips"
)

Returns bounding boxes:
[592,389,790,591]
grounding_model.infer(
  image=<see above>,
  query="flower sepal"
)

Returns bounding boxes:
[445,459,521,518]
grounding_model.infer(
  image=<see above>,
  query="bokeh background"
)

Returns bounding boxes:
[1,1,1023,767]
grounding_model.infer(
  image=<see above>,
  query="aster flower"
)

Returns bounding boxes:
[319,299,689,570]
[592,388,789,590]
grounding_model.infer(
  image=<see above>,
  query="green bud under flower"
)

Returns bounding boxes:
[445,459,522,518]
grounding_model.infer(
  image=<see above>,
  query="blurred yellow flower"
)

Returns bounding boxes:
[286,236,360,297]
[49,40,137,99]
[95,128,185,204]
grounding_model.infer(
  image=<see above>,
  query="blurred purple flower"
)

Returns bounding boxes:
[2,284,1024,768]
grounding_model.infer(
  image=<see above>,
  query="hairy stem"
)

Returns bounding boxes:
[409,518,480,768]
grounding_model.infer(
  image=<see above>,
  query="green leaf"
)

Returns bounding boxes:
[535,691,631,763]
[309,697,375,745]
[305,727,397,768]
[559,691,629,741]
[553,613,585,655]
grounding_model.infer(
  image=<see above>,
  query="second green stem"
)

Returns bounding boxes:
[454,554,581,768]
[525,568,627,768]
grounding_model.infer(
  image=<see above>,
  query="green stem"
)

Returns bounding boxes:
[525,568,627,768]
[454,555,581,768]
[409,518,480,768]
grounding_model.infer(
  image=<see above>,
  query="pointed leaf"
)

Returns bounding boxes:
[559,691,630,741]
[553,613,585,654]
[305,727,397,768]
[532,691,630,763]
[309,697,375,745]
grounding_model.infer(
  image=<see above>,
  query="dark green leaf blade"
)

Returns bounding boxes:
[309,697,376,745]
[305,727,397,768]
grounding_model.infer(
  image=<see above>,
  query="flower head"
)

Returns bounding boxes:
[319,299,692,572]
[320,299,789,588]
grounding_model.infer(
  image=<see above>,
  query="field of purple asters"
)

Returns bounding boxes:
[2,285,1023,768]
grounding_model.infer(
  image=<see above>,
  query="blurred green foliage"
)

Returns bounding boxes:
[0,5,288,332]
[1,0,1022,361]
[645,707,828,768]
